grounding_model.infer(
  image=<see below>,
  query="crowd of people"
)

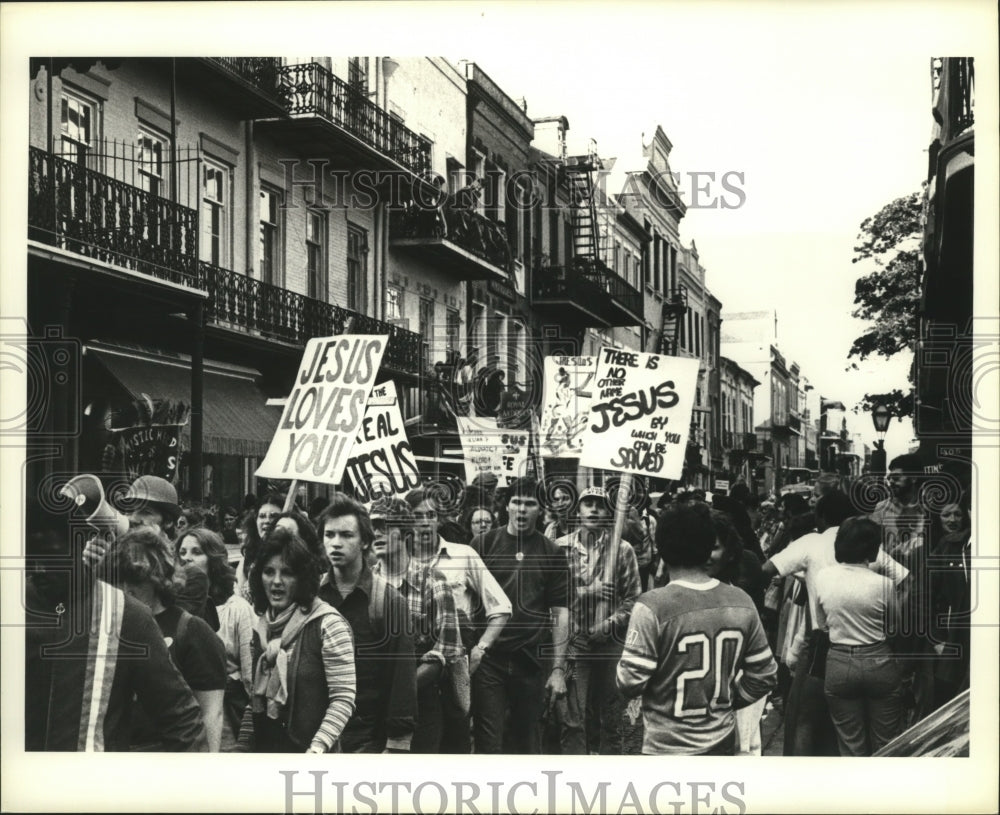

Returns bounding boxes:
[25,452,971,757]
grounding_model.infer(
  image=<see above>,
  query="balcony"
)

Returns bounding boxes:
[772,411,802,435]
[531,256,643,328]
[199,262,422,378]
[28,147,197,285]
[390,198,512,282]
[260,62,432,177]
[174,58,288,119]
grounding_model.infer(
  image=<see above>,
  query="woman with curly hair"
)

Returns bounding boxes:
[240,527,356,753]
[105,526,227,751]
[177,526,257,751]
[235,492,285,604]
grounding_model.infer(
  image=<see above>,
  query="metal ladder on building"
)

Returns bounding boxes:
[563,155,602,263]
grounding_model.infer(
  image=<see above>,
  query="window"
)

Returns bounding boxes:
[306,210,326,300]
[471,150,486,215]
[386,286,403,321]
[201,160,230,267]
[348,57,369,94]
[259,186,283,286]
[614,241,621,273]
[136,129,168,197]
[446,308,461,356]
[347,224,369,313]
[419,298,435,359]
[60,89,98,164]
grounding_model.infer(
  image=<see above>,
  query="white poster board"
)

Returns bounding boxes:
[255,335,387,484]
[579,347,700,480]
[539,355,597,458]
[457,416,505,484]
[342,381,421,502]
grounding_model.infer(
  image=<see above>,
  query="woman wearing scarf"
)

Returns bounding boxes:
[243,526,356,753]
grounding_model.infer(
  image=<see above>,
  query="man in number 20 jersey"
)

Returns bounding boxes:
[617,502,777,755]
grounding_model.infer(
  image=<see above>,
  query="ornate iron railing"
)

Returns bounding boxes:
[28,147,197,284]
[278,62,432,176]
[208,57,282,94]
[532,256,643,322]
[390,198,513,274]
[199,261,422,375]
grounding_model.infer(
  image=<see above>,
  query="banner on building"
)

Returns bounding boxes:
[255,335,387,485]
[117,424,183,482]
[342,381,421,503]
[539,355,597,458]
[107,397,189,483]
[579,347,700,480]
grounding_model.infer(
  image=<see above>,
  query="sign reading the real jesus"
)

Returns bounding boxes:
[256,335,387,484]
[579,347,700,480]
[342,380,421,502]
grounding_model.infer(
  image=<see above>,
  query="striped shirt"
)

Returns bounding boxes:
[617,579,777,755]
[311,611,358,753]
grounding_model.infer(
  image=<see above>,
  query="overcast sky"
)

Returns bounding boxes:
[474,11,946,459]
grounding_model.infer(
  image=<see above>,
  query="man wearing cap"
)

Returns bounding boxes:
[317,495,417,753]
[81,474,182,569]
[470,476,570,754]
[553,485,641,754]
[404,487,511,753]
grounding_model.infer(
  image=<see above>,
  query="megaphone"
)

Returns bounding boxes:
[59,474,130,538]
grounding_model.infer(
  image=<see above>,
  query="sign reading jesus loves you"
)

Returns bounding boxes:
[256,335,387,485]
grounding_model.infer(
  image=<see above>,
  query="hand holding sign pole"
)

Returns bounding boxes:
[255,335,388,510]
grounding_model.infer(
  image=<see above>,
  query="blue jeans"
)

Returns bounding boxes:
[472,652,545,754]
[555,645,625,755]
[824,641,903,756]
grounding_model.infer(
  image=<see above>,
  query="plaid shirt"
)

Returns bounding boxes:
[375,558,464,668]
[555,528,641,656]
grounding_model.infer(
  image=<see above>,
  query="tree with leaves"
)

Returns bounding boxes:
[847,189,925,420]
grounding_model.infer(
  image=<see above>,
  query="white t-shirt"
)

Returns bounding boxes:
[769,525,909,631]
[813,564,898,646]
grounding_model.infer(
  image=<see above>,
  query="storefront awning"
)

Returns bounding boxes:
[87,344,280,457]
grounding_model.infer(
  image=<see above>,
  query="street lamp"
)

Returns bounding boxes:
[870,403,891,475]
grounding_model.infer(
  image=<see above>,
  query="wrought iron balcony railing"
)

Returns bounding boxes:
[390,198,513,274]
[278,62,432,176]
[532,256,643,322]
[199,262,422,376]
[208,57,282,93]
[28,147,198,284]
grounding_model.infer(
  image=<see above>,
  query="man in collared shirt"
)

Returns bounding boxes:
[871,454,929,574]
[316,495,416,753]
[554,485,640,754]
[371,497,465,753]
[405,487,512,753]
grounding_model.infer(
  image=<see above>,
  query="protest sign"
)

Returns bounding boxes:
[342,381,421,502]
[497,428,531,486]
[256,335,387,484]
[539,355,597,458]
[457,417,505,484]
[579,347,699,480]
